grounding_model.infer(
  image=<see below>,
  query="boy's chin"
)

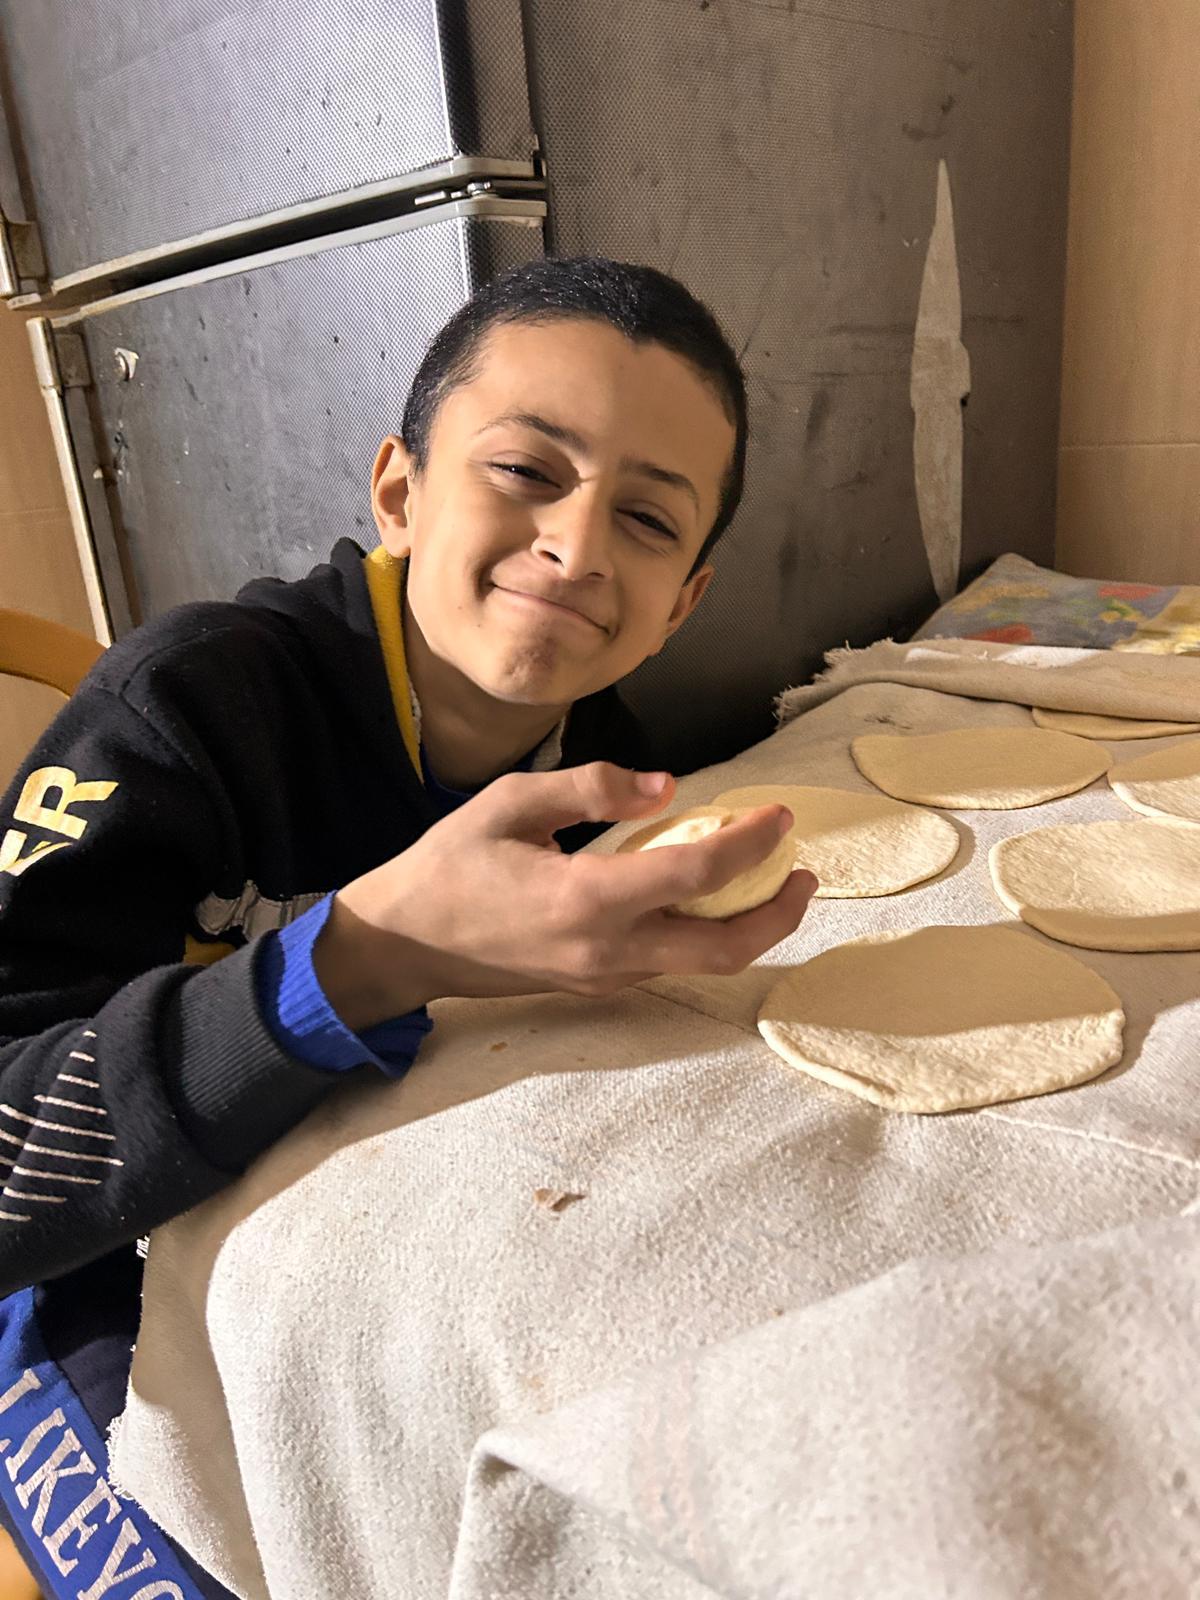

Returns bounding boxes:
[472,657,598,710]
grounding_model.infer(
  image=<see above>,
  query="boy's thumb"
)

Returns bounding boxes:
[634,770,671,797]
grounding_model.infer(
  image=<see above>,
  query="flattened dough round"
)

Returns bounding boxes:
[710,784,959,897]
[851,726,1110,809]
[1032,706,1200,740]
[757,926,1124,1114]
[1108,738,1200,824]
[990,819,1200,951]
[617,804,794,919]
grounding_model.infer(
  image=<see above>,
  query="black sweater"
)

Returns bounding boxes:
[0,540,651,1296]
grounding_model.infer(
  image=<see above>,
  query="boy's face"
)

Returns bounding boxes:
[372,317,735,709]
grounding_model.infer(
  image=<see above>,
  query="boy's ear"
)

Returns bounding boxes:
[372,436,415,557]
[649,564,715,655]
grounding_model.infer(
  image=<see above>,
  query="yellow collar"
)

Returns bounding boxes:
[363,546,421,777]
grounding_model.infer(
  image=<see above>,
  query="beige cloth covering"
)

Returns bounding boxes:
[1032,705,1200,739]
[450,1213,1200,1600]
[111,641,1200,1599]
[774,634,1200,724]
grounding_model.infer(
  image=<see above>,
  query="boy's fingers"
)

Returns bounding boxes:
[593,804,795,916]
[483,762,676,840]
[630,868,819,975]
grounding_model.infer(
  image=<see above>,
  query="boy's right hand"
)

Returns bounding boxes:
[312,762,818,1030]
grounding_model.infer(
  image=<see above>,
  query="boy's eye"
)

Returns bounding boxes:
[488,462,676,539]
[490,461,551,484]
[627,511,676,538]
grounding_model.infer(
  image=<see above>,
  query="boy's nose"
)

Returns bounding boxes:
[530,499,614,582]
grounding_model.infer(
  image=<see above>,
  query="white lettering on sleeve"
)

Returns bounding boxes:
[5,1407,66,1479]
[75,1518,157,1600]
[14,1426,95,1534]
[43,1475,121,1576]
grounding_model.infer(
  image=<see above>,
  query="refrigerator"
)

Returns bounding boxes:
[0,0,1073,773]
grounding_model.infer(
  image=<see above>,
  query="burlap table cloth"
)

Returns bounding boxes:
[111,643,1200,1598]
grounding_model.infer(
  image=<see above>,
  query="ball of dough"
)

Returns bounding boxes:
[617,804,795,919]
[711,783,959,897]
[1031,706,1200,740]
[1108,738,1200,824]
[990,818,1200,951]
[757,925,1125,1114]
[851,726,1110,809]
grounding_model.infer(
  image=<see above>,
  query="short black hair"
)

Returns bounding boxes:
[400,255,747,576]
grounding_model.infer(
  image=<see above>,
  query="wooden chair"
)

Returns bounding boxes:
[0,608,101,1600]
[0,606,104,698]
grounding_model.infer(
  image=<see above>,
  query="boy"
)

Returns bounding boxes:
[0,257,816,1590]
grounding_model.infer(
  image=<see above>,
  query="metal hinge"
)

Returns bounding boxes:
[28,321,91,393]
[0,214,46,298]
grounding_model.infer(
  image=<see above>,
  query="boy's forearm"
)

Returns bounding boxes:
[311,893,437,1031]
[0,947,334,1296]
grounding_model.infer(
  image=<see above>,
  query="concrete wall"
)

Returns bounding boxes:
[1057,0,1200,583]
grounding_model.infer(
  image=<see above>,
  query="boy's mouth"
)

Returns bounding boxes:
[490,583,606,632]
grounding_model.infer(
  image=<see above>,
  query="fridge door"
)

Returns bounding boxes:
[0,0,535,294]
[46,200,544,624]
[522,0,1073,771]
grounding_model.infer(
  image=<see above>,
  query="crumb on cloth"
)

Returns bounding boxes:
[532,1188,585,1215]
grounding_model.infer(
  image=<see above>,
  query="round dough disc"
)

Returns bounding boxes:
[851,726,1110,809]
[710,784,959,897]
[990,819,1200,951]
[757,925,1124,1114]
[1032,706,1200,740]
[616,804,794,919]
[1108,738,1200,824]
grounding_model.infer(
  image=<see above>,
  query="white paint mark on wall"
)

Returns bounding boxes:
[911,158,971,602]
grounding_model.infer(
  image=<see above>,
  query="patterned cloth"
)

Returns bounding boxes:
[913,551,1200,654]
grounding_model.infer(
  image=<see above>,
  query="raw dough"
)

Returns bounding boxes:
[617,804,794,919]
[1032,706,1200,740]
[1108,739,1200,824]
[757,925,1124,1114]
[990,819,1200,951]
[851,726,1110,809]
[710,784,959,897]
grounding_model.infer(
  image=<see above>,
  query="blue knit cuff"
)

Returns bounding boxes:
[256,894,432,1079]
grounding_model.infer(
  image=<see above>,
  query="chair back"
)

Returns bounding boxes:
[0,606,104,697]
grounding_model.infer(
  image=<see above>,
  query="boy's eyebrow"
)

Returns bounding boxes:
[475,410,700,510]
